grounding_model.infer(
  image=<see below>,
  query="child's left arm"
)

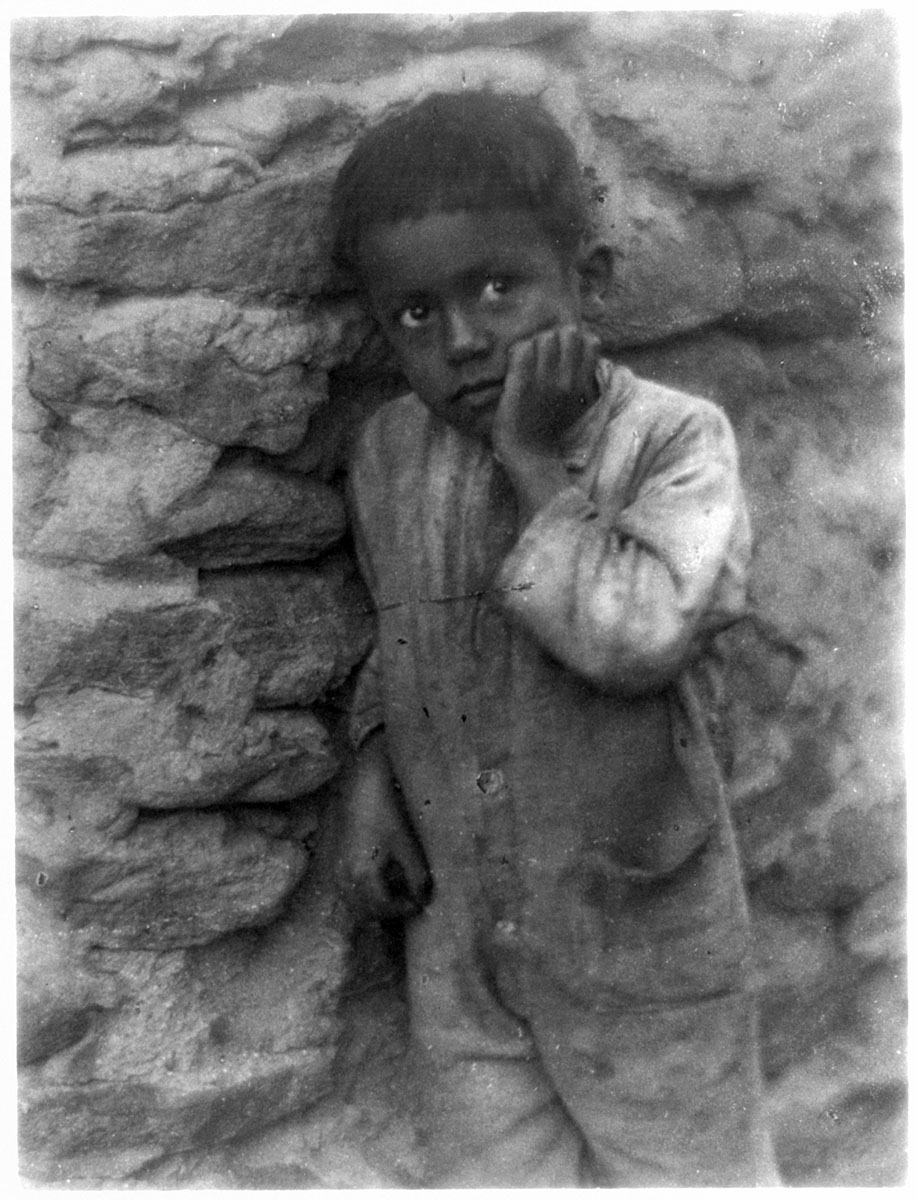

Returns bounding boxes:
[492,328,750,696]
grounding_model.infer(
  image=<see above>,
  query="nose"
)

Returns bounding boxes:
[444,304,491,363]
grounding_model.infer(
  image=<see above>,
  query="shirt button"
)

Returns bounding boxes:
[476,768,504,796]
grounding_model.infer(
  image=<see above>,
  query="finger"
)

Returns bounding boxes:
[495,337,537,449]
[557,325,582,400]
[503,336,537,404]
[533,327,561,395]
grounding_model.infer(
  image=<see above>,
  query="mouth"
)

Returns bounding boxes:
[452,378,504,407]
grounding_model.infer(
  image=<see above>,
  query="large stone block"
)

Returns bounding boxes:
[19,881,350,1181]
[839,876,906,962]
[15,558,213,706]
[14,142,263,215]
[762,11,900,232]
[27,295,327,454]
[183,86,335,166]
[21,403,346,565]
[583,43,785,192]
[17,888,125,1067]
[593,179,745,348]
[161,457,346,568]
[22,403,220,562]
[726,209,865,337]
[200,555,372,707]
[752,904,856,1084]
[180,12,581,94]
[617,330,775,425]
[11,39,198,149]
[17,671,338,819]
[18,807,312,950]
[13,173,334,297]
[137,983,421,1188]
[766,960,906,1185]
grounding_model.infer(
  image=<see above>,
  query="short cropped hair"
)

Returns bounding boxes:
[330,90,591,278]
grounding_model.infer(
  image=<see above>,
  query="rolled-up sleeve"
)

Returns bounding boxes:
[493,400,750,695]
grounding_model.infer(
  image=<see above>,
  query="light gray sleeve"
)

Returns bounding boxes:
[493,402,750,695]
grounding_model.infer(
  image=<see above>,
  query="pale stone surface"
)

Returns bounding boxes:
[15,558,212,705]
[17,677,338,816]
[13,174,334,297]
[20,402,345,565]
[200,556,373,707]
[26,295,328,453]
[19,883,350,1182]
[22,403,221,562]
[161,459,346,567]
[17,889,125,1067]
[595,186,746,346]
[13,143,263,212]
[839,876,906,962]
[19,807,311,950]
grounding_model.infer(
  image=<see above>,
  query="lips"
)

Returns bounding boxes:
[452,378,504,407]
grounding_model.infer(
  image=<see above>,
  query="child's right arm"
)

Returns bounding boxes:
[333,729,433,918]
[492,334,750,696]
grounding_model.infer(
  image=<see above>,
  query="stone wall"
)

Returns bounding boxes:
[13,12,904,1187]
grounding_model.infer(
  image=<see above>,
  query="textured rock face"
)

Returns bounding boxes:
[13,11,903,1187]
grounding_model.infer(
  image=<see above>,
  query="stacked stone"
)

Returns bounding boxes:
[12,11,903,1186]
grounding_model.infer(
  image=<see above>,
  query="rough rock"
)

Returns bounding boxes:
[12,143,263,213]
[726,209,865,337]
[17,889,125,1067]
[26,295,329,454]
[13,174,335,297]
[18,807,312,950]
[17,676,338,818]
[595,185,746,347]
[19,882,350,1183]
[15,557,213,706]
[838,876,906,962]
[161,458,346,568]
[765,960,906,1185]
[200,556,373,707]
[583,47,785,191]
[21,403,220,562]
[21,404,345,565]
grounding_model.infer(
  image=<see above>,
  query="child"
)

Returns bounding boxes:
[330,90,777,1187]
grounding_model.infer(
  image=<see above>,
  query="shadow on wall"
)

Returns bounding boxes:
[12,10,904,1187]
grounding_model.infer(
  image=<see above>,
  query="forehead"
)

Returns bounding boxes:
[357,209,568,299]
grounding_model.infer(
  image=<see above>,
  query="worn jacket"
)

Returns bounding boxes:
[347,361,751,992]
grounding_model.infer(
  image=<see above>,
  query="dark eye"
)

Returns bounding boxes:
[398,303,431,329]
[482,277,510,303]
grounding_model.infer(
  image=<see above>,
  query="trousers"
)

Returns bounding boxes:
[402,813,779,1187]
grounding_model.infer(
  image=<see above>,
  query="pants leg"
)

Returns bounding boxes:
[404,893,589,1187]
[529,984,778,1185]
[514,818,779,1186]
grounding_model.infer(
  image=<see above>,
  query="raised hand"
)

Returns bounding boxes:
[492,325,600,525]
[493,325,600,456]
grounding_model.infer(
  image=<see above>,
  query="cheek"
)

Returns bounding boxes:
[396,349,434,386]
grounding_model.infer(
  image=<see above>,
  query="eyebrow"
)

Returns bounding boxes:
[383,257,525,305]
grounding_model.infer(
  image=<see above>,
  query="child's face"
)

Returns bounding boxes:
[357,209,585,440]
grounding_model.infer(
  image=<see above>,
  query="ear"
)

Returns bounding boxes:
[577,243,613,319]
